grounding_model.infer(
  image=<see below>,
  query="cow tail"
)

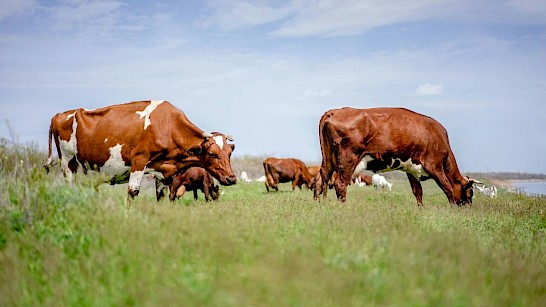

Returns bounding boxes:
[263,159,271,191]
[45,124,53,173]
[316,112,333,197]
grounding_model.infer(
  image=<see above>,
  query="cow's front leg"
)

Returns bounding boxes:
[128,157,148,199]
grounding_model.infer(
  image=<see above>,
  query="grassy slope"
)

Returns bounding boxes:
[1,142,545,306]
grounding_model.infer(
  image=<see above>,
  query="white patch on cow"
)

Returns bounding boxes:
[128,169,146,192]
[59,115,79,181]
[136,100,164,130]
[354,155,428,180]
[396,158,429,179]
[101,144,130,176]
[212,135,224,149]
[354,155,374,174]
[66,111,76,121]
[104,138,108,143]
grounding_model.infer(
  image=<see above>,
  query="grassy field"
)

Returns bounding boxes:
[1,140,546,306]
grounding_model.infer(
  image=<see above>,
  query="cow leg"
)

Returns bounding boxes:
[265,181,270,192]
[169,177,181,201]
[155,179,167,201]
[63,156,79,181]
[128,166,146,198]
[291,178,300,191]
[431,171,456,206]
[407,173,424,206]
[193,189,198,201]
[203,185,208,201]
[313,170,325,200]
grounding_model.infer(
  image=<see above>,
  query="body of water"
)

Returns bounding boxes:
[512,181,546,196]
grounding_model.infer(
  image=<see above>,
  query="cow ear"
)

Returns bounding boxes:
[187,145,202,156]
[229,143,235,151]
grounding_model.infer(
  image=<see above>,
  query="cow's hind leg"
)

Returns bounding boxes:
[407,174,424,206]
[193,189,198,200]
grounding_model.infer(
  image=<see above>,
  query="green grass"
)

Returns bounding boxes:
[1,141,545,306]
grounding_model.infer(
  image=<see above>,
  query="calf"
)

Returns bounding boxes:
[168,167,220,202]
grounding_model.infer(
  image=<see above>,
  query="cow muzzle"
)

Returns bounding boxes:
[224,176,237,186]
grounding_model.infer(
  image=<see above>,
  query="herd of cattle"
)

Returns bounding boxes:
[45,100,497,206]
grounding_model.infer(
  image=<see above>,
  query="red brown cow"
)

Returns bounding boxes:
[263,157,314,192]
[168,167,220,202]
[314,107,480,206]
[46,100,237,200]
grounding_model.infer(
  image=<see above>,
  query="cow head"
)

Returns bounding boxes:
[187,132,237,186]
[457,177,482,205]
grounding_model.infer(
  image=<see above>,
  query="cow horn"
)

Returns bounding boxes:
[202,132,213,139]
[226,135,234,141]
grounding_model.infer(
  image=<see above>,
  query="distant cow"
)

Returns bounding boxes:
[314,107,481,205]
[372,174,393,191]
[263,157,314,192]
[46,100,237,201]
[353,174,373,186]
[169,167,220,202]
[255,175,267,182]
[476,185,497,198]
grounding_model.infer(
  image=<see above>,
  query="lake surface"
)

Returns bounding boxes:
[512,181,546,196]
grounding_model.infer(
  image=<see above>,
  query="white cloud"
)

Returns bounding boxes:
[414,83,443,96]
[200,0,546,37]
[0,0,37,21]
[46,0,127,30]
[272,0,451,37]
[199,0,301,30]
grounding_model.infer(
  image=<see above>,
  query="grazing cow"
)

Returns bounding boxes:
[372,174,393,191]
[169,167,220,201]
[476,185,497,198]
[263,157,314,192]
[46,100,237,201]
[314,107,481,205]
[353,174,373,186]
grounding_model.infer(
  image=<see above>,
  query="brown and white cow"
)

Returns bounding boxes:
[46,100,237,200]
[263,157,314,192]
[314,107,480,206]
[167,167,221,202]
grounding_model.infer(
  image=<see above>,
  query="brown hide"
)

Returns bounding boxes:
[314,107,478,205]
[169,167,220,201]
[47,100,236,199]
[263,157,314,192]
[307,165,320,177]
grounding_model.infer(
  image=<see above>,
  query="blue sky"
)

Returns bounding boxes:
[1,0,545,173]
